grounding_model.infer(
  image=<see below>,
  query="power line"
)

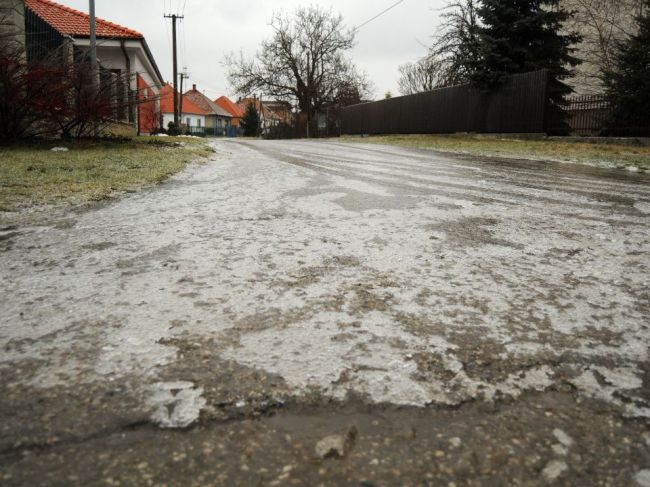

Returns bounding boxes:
[354,0,406,32]
[180,17,188,70]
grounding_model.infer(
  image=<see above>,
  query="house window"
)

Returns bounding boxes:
[186,117,190,127]
[197,119,201,128]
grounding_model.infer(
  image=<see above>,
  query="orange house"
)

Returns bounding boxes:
[214,96,245,127]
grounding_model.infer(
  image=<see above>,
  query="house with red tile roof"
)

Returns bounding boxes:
[22,0,164,134]
[159,83,207,132]
[214,96,245,128]
[184,84,231,135]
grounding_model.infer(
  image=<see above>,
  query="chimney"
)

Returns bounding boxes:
[192,84,197,91]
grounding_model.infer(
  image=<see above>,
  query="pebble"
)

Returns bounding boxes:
[552,429,573,448]
[551,444,568,456]
[449,437,462,448]
[635,470,650,487]
[315,426,357,459]
[315,435,346,459]
[542,460,568,482]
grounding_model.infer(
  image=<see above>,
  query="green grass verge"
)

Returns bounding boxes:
[341,134,650,169]
[0,136,214,214]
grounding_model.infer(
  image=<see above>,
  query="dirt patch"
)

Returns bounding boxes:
[1,391,648,486]
[427,217,524,249]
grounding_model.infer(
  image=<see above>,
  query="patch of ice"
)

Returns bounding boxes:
[147,381,205,428]
[635,201,650,214]
[635,470,650,487]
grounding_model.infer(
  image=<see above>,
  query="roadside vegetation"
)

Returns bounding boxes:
[343,134,650,169]
[0,137,214,216]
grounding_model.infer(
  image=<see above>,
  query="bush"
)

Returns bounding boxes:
[167,121,181,136]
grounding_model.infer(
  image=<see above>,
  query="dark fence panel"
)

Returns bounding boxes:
[554,95,610,136]
[546,95,650,137]
[341,70,549,135]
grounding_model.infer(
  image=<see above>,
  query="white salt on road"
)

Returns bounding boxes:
[1,139,649,420]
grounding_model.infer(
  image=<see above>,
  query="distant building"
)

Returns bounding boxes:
[238,97,282,132]
[214,96,245,128]
[22,0,164,134]
[263,100,293,125]
[159,83,206,132]
[184,84,231,135]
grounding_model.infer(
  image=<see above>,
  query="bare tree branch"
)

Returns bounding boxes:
[225,6,372,115]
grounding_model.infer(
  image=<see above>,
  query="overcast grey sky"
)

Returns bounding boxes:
[59,0,446,100]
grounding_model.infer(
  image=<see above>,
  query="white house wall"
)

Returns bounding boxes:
[77,39,161,94]
[162,113,206,128]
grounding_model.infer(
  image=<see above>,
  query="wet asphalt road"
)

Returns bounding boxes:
[1,139,650,486]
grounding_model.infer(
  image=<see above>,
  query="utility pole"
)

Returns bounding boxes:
[179,68,189,128]
[164,13,183,127]
[89,0,98,136]
[259,92,264,137]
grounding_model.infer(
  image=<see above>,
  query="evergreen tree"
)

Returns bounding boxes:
[472,0,581,96]
[241,103,261,137]
[603,1,650,135]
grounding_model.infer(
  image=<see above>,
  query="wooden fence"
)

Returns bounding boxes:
[341,70,551,135]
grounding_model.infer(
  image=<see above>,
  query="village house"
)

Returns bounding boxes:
[214,95,245,130]
[238,97,282,133]
[159,83,206,133]
[19,0,164,135]
[263,100,293,125]
[184,84,231,136]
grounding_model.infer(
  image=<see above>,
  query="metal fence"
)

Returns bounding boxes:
[545,95,611,136]
[546,95,650,137]
[186,126,230,137]
[341,70,550,135]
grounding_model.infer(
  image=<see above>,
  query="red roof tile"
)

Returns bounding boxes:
[159,84,207,116]
[184,87,231,117]
[25,0,143,39]
[214,96,245,118]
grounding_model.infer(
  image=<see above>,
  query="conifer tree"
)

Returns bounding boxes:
[603,1,650,135]
[241,103,261,137]
[471,0,581,96]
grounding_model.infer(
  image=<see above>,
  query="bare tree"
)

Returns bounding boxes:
[397,0,481,96]
[225,6,371,118]
[1,36,156,140]
[562,0,644,93]
[430,0,482,85]
[397,55,452,95]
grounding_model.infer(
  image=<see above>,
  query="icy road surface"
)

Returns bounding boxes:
[2,139,650,423]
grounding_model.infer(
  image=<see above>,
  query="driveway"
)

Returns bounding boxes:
[1,139,649,486]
